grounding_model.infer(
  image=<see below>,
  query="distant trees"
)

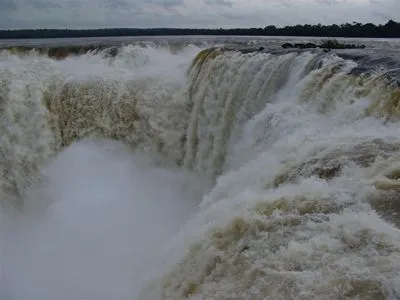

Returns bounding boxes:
[0,20,399,39]
[261,20,400,38]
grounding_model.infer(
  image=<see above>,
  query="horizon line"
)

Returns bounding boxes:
[1,19,397,32]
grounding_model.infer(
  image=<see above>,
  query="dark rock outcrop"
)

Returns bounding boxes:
[282,40,366,50]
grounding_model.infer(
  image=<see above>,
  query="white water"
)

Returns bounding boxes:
[0,44,205,300]
[1,41,400,299]
[1,140,202,300]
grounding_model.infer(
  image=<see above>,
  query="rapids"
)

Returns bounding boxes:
[1,38,400,299]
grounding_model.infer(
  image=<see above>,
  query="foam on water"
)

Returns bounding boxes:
[0,44,205,299]
[0,43,203,201]
[2,40,400,299]
[1,139,202,300]
[140,48,400,299]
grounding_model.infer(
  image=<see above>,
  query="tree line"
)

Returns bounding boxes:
[0,20,399,39]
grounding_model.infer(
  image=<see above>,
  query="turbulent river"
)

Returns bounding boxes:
[1,36,400,300]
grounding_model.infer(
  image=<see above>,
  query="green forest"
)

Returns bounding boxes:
[0,20,399,39]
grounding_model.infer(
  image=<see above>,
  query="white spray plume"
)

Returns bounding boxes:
[1,139,202,300]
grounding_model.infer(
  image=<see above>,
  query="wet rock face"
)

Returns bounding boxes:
[0,45,121,60]
[282,42,318,49]
[281,40,366,50]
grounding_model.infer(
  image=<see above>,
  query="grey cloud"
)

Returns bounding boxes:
[370,0,399,22]
[28,0,60,10]
[0,0,18,11]
[371,10,395,22]
[204,0,233,7]
[104,0,133,10]
[314,0,346,5]
[146,0,184,8]
[0,0,397,30]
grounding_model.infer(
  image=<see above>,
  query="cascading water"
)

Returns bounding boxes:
[1,39,400,300]
[0,43,206,300]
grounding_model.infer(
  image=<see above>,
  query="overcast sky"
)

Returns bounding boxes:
[0,0,398,29]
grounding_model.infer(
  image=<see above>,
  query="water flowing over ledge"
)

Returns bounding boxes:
[1,40,400,299]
